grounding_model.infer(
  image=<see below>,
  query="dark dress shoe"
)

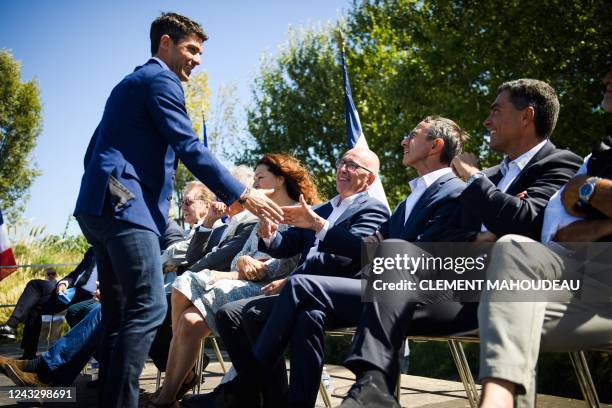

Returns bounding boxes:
[180,379,261,408]
[0,324,16,340]
[339,375,400,408]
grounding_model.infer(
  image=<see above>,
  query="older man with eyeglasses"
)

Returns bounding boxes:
[181,147,389,408]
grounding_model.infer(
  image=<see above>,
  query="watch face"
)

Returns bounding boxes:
[580,183,594,199]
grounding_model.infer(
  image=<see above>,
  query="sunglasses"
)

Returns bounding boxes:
[181,197,204,207]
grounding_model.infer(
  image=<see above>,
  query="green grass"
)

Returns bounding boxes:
[0,220,87,322]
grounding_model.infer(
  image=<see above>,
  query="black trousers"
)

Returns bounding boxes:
[344,240,479,382]
[215,295,289,406]
[11,279,91,358]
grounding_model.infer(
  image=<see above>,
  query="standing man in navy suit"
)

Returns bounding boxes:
[246,116,469,408]
[73,13,282,408]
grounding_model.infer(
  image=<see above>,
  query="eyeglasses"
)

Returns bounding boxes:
[403,130,418,141]
[181,197,204,207]
[335,159,373,174]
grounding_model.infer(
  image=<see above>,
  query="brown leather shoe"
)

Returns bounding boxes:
[0,355,25,376]
[2,360,47,387]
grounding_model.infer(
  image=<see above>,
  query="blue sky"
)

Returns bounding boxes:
[0,0,349,235]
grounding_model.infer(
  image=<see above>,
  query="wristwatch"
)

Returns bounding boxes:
[467,171,485,185]
[238,187,252,206]
[578,177,600,206]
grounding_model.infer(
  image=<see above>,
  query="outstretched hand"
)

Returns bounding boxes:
[282,194,325,232]
[241,188,284,223]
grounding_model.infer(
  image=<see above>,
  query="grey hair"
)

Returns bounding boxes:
[422,116,470,164]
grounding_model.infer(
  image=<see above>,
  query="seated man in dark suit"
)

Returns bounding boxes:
[478,68,612,408]
[0,219,187,388]
[339,79,583,407]
[161,181,217,273]
[0,248,97,359]
[236,116,471,408]
[182,147,390,408]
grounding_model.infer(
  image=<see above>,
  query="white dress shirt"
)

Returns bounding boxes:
[479,139,548,232]
[58,265,98,295]
[263,192,362,260]
[541,154,590,243]
[403,167,453,224]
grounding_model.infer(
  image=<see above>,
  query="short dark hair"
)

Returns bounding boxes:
[422,116,470,165]
[150,12,208,55]
[497,79,559,139]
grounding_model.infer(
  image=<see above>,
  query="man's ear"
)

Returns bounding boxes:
[522,106,535,126]
[431,138,445,155]
[367,173,376,186]
[158,34,172,52]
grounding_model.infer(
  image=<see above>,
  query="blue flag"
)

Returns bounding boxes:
[202,115,208,148]
[340,41,389,210]
[341,47,364,148]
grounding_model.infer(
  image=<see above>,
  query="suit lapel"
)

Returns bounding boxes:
[332,192,369,227]
[389,200,407,238]
[314,202,333,219]
[505,141,554,195]
[401,172,453,238]
[205,225,228,252]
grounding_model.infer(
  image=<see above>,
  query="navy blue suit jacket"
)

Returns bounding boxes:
[74,59,244,235]
[258,191,390,278]
[445,141,582,242]
[318,172,466,258]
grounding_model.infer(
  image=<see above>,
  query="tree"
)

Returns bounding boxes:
[245,0,612,208]
[246,26,348,201]
[0,50,42,221]
[173,71,211,224]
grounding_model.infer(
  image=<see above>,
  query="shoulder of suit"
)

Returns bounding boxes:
[483,165,501,177]
[138,63,182,90]
[357,194,389,213]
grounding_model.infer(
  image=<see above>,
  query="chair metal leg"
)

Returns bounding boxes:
[156,369,162,391]
[319,380,333,408]
[456,341,479,404]
[448,340,478,408]
[195,339,205,394]
[210,337,227,374]
[569,351,600,407]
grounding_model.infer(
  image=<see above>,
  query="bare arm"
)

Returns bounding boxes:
[553,219,612,242]
[562,175,612,219]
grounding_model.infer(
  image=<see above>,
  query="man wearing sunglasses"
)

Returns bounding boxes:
[0,249,97,359]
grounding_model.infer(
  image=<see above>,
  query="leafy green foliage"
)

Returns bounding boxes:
[245,0,611,209]
[0,50,42,221]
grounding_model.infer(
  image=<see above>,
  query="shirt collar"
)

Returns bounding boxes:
[501,139,547,175]
[152,57,170,71]
[408,167,453,192]
[331,192,361,209]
